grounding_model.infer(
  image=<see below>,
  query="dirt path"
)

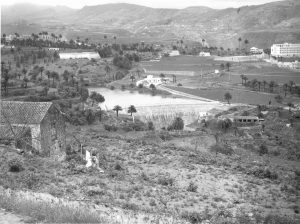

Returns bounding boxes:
[0,209,30,224]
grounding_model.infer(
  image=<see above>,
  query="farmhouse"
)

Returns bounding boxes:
[199,52,211,57]
[136,75,164,87]
[233,116,264,124]
[0,101,66,155]
[250,47,263,54]
[48,48,60,51]
[59,52,100,60]
[169,50,180,57]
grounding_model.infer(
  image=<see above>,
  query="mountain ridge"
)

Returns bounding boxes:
[1,0,300,48]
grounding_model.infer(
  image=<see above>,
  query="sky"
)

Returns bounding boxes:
[1,0,284,9]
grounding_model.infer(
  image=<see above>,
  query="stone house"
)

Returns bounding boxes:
[0,101,66,155]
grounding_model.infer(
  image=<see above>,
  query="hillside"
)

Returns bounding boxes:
[1,0,300,48]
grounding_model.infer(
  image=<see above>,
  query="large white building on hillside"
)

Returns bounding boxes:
[271,43,300,57]
[59,52,100,60]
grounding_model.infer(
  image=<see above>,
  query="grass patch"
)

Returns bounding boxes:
[0,190,113,223]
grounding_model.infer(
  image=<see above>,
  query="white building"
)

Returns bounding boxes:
[59,52,100,60]
[136,75,165,87]
[48,48,60,51]
[271,43,300,57]
[250,47,263,54]
[169,50,180,57]
[199,51,211,57]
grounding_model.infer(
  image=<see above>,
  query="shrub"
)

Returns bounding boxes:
[259,144,268,155]
[147,121,154,130]
[210,144,234,156]
[104,124,118,132]
[181,211,203,224]
[168,117,184,130]
[177,83,183,87]
[275,94,283,103]
[8,158,24,172]
[157,176,174,186]
[187,182,198,192]
[110,86,115,90]
[248,167,278,180]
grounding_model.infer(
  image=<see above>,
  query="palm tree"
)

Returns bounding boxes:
[202,39,205,49]
[104,35,107,45]
[45,70,51,85]
[269,81,276,93]
[62,70,70,83]
[23,77,29,88]
[283,83,288,97]
[251,79,258,90]
[135,68,142,78]
[172,75,177,83]
[104,64,111,80]
[113,105,122,117]
[180,39,183,48]
[113,36,117,45]
[226,62,231,71]
[244,39,249,55]
[128,105,137,116]
[289,81,295,94]
[50,71,59,86]
[130,74,135,82]
[263,80,267,91]
[90,91,105,107]
[238,37,242,51]
[224,92,232,104]
[240,74,244,85]
[39,66,44,78]
[244,76,248,85]
[257,81,261,91]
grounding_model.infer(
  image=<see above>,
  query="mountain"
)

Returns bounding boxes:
[1,1,300,48]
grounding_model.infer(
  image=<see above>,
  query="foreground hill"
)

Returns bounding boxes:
[1,0,300,48]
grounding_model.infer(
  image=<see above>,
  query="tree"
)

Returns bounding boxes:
[50,71,59,86]
[225,62,231,71]
[238,37,242,51]
[168,117,184,130]
[130,74,135,82]
[23,77,29,88]
[62,70,70,83]
[220,63,225,70]
[240,74,244,85]
[244,39,249,54]
[283,83,288,97]
[128,105,137,116]
[79,87,89,108]
[149,84,156,93]
[113,105,123,117]
[45,70,51,85]
[289,81,295,94]
[257,81,261,91]
[263,80,268,91]
[104,64,111,80]
[159,73,165,78]
[2,69,10,93]
[39,66,44,78]
[90,91,105,106]
[269,81,276,93]
[224,92,232,104]
[113,36,117,45]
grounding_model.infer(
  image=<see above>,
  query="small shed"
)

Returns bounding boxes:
[0,101,66,155]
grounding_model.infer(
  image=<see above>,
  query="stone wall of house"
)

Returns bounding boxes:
[40,114,52,156]
[30,124,41,151]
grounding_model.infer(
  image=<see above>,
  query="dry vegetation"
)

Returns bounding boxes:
[0,106,299,223]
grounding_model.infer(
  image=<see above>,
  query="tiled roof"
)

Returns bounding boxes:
[0,101,53,125]
[0,125,30,139]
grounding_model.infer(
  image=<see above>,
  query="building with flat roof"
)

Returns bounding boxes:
[250,47,263,55]
[271,43,300,57]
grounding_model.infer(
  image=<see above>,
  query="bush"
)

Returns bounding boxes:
[259,144,268,155]
[157,176,174,186]
[8,158,24,172]
[210,144,234,156]
[181,211,203,224]
[168,117,184,130]
[275,94,283,103]
[104,124,118,132]
[147,121,154,130]
[248,166,278,180]
[187,182,198,192]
